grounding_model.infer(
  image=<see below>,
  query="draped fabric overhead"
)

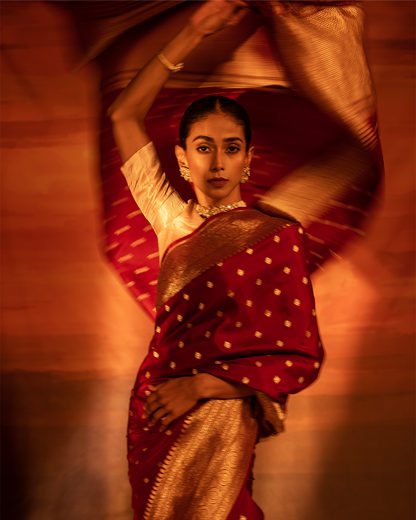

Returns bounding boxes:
[54,0,382,317]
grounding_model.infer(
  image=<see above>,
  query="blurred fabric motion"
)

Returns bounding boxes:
[1,2,415,520]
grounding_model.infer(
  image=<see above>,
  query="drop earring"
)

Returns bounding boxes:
[179,165,192,182]
[241,165,250,183]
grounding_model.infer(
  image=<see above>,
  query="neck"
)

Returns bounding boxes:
[195,187,242,207]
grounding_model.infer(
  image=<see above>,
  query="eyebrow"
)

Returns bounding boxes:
[193,135,243,144]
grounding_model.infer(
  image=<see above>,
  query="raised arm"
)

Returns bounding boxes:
[107,0,249,164]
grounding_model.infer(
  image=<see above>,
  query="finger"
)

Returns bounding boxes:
[145,399,163,418]
[149,407,170,426]
[229,5,249,26]
[144,394,158,415]
[158,413,176,430]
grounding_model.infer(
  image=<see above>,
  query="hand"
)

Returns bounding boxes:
[189,0,249,38]
[144,377,200,428]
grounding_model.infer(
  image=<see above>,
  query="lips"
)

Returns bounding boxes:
[208,177,228,188]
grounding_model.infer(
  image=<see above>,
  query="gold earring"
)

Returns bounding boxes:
[179,165,192,182]
[241,165,250,183]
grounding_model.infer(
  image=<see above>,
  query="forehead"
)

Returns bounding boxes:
[188,113,245,140]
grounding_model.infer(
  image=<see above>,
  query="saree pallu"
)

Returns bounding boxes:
[128,209,323,519]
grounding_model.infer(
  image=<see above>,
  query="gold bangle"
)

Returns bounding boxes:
[156,52,184,73]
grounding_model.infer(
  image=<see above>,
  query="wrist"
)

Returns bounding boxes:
[192,373,210,400]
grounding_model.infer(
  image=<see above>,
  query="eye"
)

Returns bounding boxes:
[196,145,211,153]
[226,145,240,153]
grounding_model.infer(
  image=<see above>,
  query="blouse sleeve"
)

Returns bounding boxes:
[120,141,186,236]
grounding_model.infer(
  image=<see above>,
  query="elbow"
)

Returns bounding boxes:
[107,103,124,123]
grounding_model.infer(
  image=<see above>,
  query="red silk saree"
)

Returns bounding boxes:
[128,209,323,519]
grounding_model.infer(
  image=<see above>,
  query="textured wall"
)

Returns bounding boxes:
[1,2,414,519]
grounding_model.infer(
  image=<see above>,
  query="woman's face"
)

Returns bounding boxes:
[175,113,254,207]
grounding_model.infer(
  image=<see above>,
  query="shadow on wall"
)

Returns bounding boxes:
[1,367,133,520]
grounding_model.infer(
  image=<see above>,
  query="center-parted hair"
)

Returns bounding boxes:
[179,96,252,151]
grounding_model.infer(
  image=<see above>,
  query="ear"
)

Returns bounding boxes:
[245,146,255,166]
[175,145,188,167]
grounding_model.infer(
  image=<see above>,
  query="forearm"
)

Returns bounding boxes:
[193,373,254,400]
[108,22,204,124]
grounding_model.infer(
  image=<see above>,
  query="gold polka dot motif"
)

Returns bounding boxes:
[274,288,281,296]
[222,364,229,371]
[285,360,293,367]
[305,331,311,338]
[292,245,299,252]
[227,290,235,297]
[283,267,291,274]
[273,235,280,243]
[314,362,320,369]
[256,278,262,285]
[183,293,190,300]
[284,320,292,328]
[177,315,183,322]
[298,377,305,384]
[145,371,151,379]
[254,331,262,338]
[206,281,214,288]
[242,377,250,384]
[293,299,301,306]
[204,331,211,338]
[235,321,242,328]
[237,269,245,276]
[264,310,272,317]
[194,352,202,359]
[155,326,161,333]
[255,361,262,367]
[223,341,232,349]
[246,300,252,307]
[198,302,205,310]
[265,257,272,264]
[216,311,223,317]
[273,376,281,384]
[276,340,284,347]
[165,305,170,312]
[192,369,198,375]
[178,341,184,348]
[153,351,159,358]
[170,361,176,369]
[302,277,308,284]
[246,248,253,255]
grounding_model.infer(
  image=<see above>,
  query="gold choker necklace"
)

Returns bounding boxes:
[196,201,247,219]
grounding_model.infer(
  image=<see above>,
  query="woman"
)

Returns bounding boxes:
[108,2,323,519]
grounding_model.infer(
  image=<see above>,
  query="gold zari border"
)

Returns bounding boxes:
[156,210,293,310]
[143,398,258,520]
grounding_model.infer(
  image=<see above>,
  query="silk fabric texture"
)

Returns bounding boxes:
[128,209,323,519]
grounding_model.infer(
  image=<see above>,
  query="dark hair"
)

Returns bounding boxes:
[179,96,251,151]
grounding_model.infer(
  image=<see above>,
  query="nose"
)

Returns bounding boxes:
[211,151,224,171]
